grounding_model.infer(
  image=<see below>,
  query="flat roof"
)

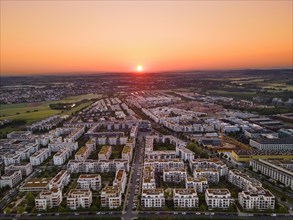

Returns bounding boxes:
[22,178,51,188]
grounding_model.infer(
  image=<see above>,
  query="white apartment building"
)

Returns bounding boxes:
[53,147,71,165]
[145,151,177,160]
[85,139,96,151]
[0,170,22,188]
[142,166,156,189]
[249,138,293,151]
[193,168,219,183]
[67,159,129,173]
[77,174,101,191]
[64,126,85,142]
[5,162,32,176]
[122,145,133,162]
[49,170,70,190]
[238,187,275,210]
[185,176,208,193]
[75,146,91,161]
[67,189,92,210]
[98,146,112,160]
[173,188,199,208]
[250,159,293,190]
[48,141,78,153]
[141,189,165,208]
[3,153,21,166]
[144,159,184,172]
[35,188,62,211]
[176,146,194,162]
[100,186,122,209]
[205,188,233,209]
[163,168,187,183]
[190,158,228,177]
[228,169,262,191]
[30,148,51,166]
[113,169,127,193]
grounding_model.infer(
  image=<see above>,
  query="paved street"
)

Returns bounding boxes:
[122,130,149,220]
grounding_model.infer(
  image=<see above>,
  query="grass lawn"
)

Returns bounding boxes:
[0,93,100,123]
[110,145,125,159]
[153,142,176,151]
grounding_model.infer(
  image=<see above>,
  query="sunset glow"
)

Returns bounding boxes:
[0,1,292,75]
[136,65,143,73]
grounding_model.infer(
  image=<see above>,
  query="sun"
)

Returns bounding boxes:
[136,65,143,72]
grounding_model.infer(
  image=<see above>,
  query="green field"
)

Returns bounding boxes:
[0,93,101,122]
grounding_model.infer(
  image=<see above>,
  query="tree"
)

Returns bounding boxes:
[17,206,25,214]
[278,206,287,213]
[26,192,35,206]
[4,207,11,214]
[90,205,98,211]
[58,205,66,212]
[199,204,207,211]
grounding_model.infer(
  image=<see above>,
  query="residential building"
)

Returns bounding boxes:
[5,162,32,176]
[67,189,92,210]
[250,159,293,190]
[189,158,228,177]
[35,188,62,211]
[113,169,127,193]
[100,186,122,209]
[250,138,293,151]
[185,176,208,193]
[53,147,71,165]
[141,189,165,208]
[163,168,187,183]
[142,166,156,189]
[75,146,91,161]
[173,188,198,208]
[77,174,102,191]
[30,148,51,166]
[205,188,233,209]
[122,145,133,162]
[98,146,112,160]
[49,170,70,190]
[238,187,275,210]
[193,168,219,183]
[0,170,22,188]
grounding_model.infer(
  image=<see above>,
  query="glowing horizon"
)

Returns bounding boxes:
[1,1,292,76]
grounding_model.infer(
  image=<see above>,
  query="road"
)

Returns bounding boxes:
[1,211,292,220]
[122,130,149,220]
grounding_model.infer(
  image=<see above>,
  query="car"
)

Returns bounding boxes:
[37,214,42,217]
[74,213,79,216]
[96,212,101,215]
[196,212,201,215]
[182,212,186,215]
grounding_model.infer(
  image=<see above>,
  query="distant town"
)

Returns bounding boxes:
[0,70,292,220]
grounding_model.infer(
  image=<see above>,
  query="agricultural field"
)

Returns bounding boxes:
[0,102,60,123]
[0,93,102,122]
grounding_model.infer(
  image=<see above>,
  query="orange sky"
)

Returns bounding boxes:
[1,1,292,75]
